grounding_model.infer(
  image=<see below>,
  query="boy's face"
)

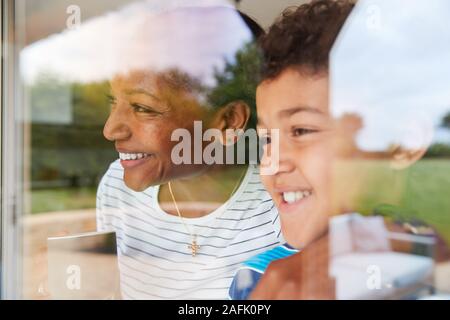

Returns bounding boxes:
[257,68,348,248]
[103,70,209,191]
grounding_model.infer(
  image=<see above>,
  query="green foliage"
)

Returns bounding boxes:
[442,111,450,129]
[355,159,450,245]
[207,42,262,129]
[425,143,450,158]
[29,76,116,187]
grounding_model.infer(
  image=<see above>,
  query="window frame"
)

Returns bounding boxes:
[1,0,26,300]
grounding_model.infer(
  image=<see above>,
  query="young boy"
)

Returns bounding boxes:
[229,0,355,299]
[230,0,445,299]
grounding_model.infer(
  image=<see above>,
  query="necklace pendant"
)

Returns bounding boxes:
[188,238,200,257]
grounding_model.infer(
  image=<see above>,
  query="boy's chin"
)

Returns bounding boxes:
[280,212,330,248]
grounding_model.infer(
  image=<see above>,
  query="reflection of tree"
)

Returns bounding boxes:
[425,110,450,158]
[207,42,262,129]
[442,111,450,129]
[425,143,450,158]
[30,75,116,188]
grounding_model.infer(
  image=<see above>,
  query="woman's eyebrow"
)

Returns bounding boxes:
[124,88,161,101]
[279,105,324,118]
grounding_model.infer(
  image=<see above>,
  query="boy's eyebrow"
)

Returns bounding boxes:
[279,106,324,118]
[124,88,161,100]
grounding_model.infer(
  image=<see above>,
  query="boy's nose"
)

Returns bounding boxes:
[103,108,132,142]
[276,138,298,173]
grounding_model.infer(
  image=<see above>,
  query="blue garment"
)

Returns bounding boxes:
[228,243,299,300]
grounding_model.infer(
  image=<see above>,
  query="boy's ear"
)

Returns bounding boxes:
[389,145,427,169]
[213,100,250,131]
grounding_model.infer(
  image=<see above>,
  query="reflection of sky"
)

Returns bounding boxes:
[330,0,450,151]
[20,0,251,86]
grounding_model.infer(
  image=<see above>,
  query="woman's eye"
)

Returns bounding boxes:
[292,128,317,137]
[131,103,156,114]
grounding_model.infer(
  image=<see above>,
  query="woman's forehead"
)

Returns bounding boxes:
[110,71,158,92]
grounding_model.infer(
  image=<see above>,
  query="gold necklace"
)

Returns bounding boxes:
[167,166,248,257]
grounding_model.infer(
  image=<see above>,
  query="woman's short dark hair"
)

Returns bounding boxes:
[260,0,355,80]
[238,11,265,40]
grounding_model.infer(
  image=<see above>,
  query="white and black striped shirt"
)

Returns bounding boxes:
[96,160,283,299]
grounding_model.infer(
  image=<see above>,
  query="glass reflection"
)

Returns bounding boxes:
[22,0,268,300]
[329,0,450,298]
[247,0,449,300]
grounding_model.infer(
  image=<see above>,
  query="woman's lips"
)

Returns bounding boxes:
[120,156,152,169]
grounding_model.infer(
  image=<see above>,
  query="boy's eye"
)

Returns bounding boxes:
[292,127,317,137]
[259,135,271,146]
[106,94,116,105]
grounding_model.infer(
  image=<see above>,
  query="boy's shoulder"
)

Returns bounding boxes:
[242,243,298,272]
[229,244,299,300]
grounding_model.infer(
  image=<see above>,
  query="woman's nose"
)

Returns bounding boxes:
[103,107,132,142]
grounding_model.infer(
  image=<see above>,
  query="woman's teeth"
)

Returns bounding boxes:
[119,152,149,161]
[282,190,311,204]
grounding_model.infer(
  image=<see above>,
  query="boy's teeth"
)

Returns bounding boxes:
[283,192,296,204]
[282,190,312,204]
[119,152,149,161]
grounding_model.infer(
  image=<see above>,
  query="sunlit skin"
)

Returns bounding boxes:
[257,68,353,248]
[103,70,249,216]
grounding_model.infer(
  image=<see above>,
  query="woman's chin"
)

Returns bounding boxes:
[123,175,156,192]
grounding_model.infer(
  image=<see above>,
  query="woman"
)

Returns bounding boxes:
[96,5,283,299]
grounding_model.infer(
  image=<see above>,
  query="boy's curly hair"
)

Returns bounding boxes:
[260,0,355,80]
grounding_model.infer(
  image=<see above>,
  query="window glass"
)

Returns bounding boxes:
[4,0,264,299]
[330,0,450,298]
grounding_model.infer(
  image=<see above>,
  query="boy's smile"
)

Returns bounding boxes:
[277,188,313,214]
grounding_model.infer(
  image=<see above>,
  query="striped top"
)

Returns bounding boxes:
[96,160,283,299]
[229,244,299,300]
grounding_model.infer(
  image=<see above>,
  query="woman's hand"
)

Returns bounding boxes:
[249,234,335,300]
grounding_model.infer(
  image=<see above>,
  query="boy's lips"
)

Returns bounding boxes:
[276,188,313,214]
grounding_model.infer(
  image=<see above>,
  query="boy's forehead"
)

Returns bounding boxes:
[256,69,330,120]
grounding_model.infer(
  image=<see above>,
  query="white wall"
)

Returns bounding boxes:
[238,0,307,29]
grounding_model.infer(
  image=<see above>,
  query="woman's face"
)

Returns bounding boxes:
[103,70,210,191]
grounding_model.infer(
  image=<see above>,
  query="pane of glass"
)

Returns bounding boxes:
[16,0,138,299]
[8,0,268,300]
[330,0,450,298]
[3,0,447,301]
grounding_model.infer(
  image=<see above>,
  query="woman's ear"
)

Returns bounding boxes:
[389,145,427,169]
[213,100,251,131]
[211,101,250,146]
